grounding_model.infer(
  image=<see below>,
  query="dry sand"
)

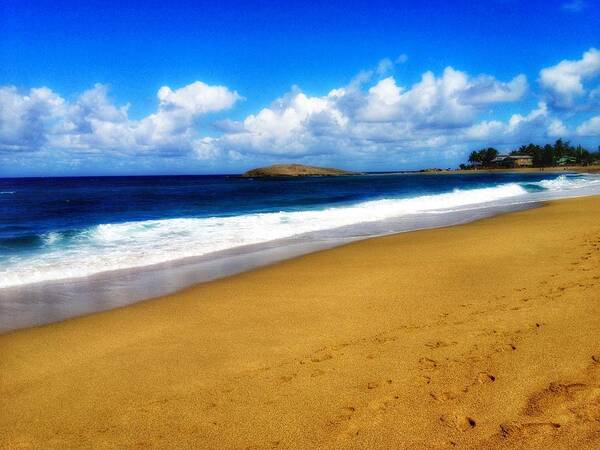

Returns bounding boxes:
[1,196,600,449]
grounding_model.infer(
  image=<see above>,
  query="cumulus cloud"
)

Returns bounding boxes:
[157,81,241,115]
[461,102,566,144]
[539,48,600,109]
[212,89,348,156]
[463,74,528,104]
[1,50,598,171]
[196,67,530,161]
[0,86,65,152]
[576,116,600,136]
[356,69,527,125]
[547,119,569,137]
[0,81,241,156]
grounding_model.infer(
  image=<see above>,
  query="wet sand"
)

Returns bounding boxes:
[1,196,600,449]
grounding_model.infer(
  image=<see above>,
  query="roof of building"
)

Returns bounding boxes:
[491,154,532,162]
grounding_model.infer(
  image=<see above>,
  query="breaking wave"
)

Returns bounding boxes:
[1,175,600,289]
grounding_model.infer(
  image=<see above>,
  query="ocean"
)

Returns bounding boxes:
[1,171,600,331]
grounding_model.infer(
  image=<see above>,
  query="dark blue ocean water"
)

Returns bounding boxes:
[1,171,599,289]
[0,172,566,246]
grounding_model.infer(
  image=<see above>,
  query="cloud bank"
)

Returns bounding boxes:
[1,48,599,172]
[0,81,241,157]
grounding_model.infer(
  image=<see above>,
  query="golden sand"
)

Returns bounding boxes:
[1,196,600,449]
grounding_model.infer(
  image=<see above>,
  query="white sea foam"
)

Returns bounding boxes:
[42,231,64,246]
[533,174,600,191]
[0,191,15,194]
[1,176,599,289]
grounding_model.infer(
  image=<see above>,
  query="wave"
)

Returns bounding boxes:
[0,191,15,194]
[42,231,64,246]
[1,175,599,289]
[532,174,600,191]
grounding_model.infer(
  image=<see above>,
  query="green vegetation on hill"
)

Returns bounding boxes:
[242,164,359,178]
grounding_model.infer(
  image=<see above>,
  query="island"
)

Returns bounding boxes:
[242,163,359,178]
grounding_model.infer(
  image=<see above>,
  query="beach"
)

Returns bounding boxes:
[412,166,600,175]
[1,195,600,449]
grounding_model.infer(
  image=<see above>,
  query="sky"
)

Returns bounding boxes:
[0,0,599,176]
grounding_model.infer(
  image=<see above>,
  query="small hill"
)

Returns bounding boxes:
[242,164,359,178]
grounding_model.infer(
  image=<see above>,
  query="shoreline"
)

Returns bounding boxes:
[0,201,537,334]
[387,166,600,175]
[1,195,600,448]
[2,169,600,334]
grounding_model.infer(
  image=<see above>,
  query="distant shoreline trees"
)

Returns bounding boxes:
[460,140,600,169]
[467,147,499,167]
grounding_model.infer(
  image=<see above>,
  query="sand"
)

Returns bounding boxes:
[415,166,600,175]
[1,196,600,449]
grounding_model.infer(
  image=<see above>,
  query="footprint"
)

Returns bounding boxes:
[418,357,438,369]
[311,353,333,363]
[338,406,356,421]
[457,416,477,431]
[441,414,476,431]
[521,422,561,431]
[430,391,458,402]
[424,340,454,349]
[328,406,356,426]
[477,372,497,384]
[368,395,392,411]
[499,421,521,437]
[524,382,588,416]
[280,374,295,383]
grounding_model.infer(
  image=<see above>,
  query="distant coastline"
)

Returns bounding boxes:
[240,165,600,179]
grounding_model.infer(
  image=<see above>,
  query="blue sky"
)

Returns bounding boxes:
[0,0,599,176]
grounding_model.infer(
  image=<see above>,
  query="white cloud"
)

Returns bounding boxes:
[198,67,530,161]
[548,119,568,137]
[1,50,598,171]
[506,102,549,134]
[212,89,348,156]
[576,116,600,136]
[156,81,241,115]
[539,48,600,109]
[0,81,241,156]
[463,74,528,104]
[357,69,527,125]
[463,120,505,140]
[461,102,565,144]
[0,86,65,151]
